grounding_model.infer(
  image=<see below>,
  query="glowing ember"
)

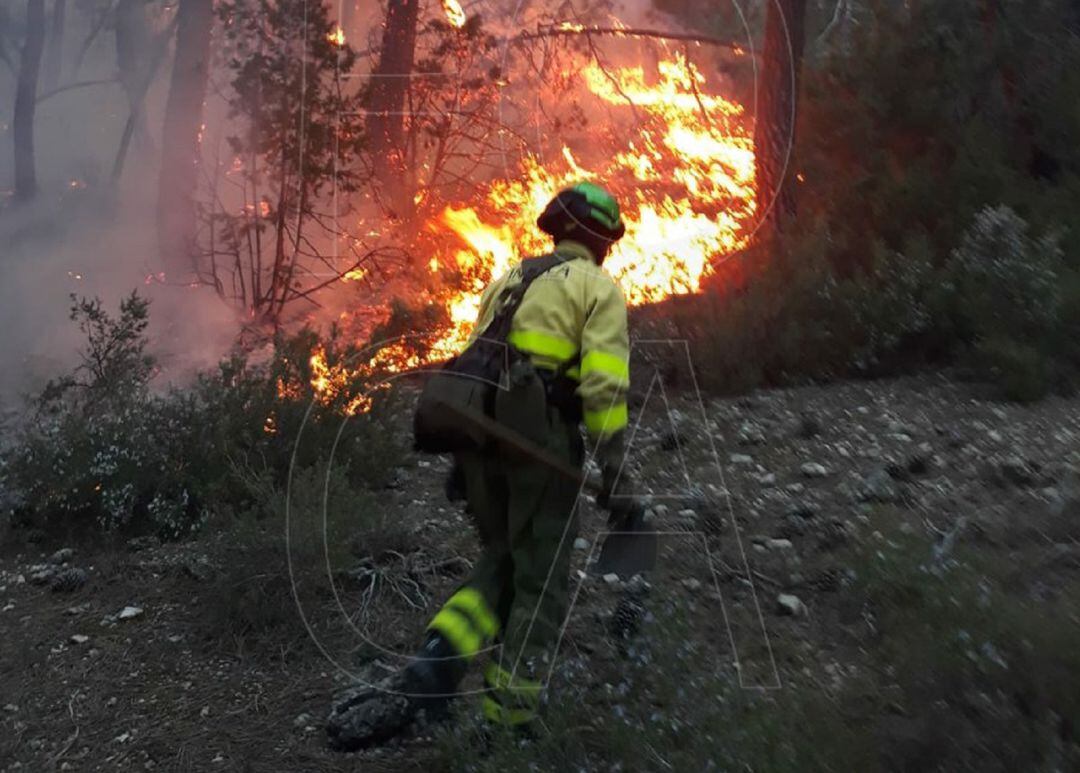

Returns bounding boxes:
[441,0,466,28]
[308,346,373,415]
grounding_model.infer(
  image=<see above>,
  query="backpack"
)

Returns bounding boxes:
[413,252,575,453]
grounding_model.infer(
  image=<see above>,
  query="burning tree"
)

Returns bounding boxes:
[200,0,369,327]
[361,3,502,219]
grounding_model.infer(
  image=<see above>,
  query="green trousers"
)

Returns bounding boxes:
[426,362,583,722]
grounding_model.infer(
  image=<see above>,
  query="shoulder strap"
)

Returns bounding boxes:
[477,252,575,344]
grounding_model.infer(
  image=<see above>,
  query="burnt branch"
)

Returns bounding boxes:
[513,25,748,54]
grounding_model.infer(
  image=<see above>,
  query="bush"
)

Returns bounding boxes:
[196,462,382,654]
[668,205,1077,400]
[849,516,1080,771]
[666,221,935,394]
[2,293,205,537]
[1,292,407,539]
[938,205,1078,400]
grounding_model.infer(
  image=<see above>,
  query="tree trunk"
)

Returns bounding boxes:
[156,0,213,279]
[366,0,419,212]
[43,0,66,92]
[753,0,807,235]
[14,0,47,203]
[115,0,154,156]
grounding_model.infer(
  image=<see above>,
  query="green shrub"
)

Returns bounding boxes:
[938,205,1077,399]
[850,517,1080,771]
[668,221,935,393]
[196,462,381,654]
[1,293,407,539]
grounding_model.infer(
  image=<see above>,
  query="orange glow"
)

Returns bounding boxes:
[308,48,755,412]
[426,51,755,354]
[442,0,466,28]
[327,26,346,46]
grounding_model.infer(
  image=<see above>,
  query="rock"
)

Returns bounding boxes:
[603,573,621,586]
[737,424,766,445]
[730,453,754,465]
[2,704,18,713]
[786,501,818,519]
[777,515,809,538]
[888,454,930,481]
[117,605,144,621]
[776,593,806,616]
[856,468,900,503]
[572,537,590,551]
[818,519,852,551]
[652,504,670,519]
[677,508,697,521]
[757,473,777,486]
[800,462,829,478]
[49,548,74,565]
[126,535,160,552]
[999,457,1039,488]
[765,538,794,551]
[682,578,702,591]
[294,712,313,728]
[70,634,90,645]
[28,566,56,586]
[797,414,821,439]
[51,567,88,593]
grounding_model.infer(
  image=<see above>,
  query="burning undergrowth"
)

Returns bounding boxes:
[298,27,757,413]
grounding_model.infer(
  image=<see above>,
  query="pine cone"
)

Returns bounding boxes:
[50,567,88,593]
[609,591,647,640]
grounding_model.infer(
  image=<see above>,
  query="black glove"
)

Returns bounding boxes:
[595,432,635,520]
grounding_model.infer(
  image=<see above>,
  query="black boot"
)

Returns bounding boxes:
[401,632,468,722]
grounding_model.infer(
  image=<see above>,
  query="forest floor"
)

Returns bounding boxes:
[2,370,1079,772]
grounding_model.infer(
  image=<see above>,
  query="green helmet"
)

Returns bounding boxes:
[537,181,626,242]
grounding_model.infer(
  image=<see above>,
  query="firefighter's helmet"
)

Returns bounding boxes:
[537,182,626,243]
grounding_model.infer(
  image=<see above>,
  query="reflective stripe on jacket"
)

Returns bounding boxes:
[467,240,630,439]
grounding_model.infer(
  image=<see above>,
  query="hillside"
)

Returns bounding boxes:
[2,371,1078,772]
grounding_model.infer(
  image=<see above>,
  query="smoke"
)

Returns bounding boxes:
[0,5,240,406]
[0,187,241,404]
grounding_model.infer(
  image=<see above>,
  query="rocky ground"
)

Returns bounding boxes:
[1,371,1078,772]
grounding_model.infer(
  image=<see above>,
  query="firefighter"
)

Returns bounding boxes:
[403,182,633,730]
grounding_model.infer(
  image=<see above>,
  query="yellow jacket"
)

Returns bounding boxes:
[468,240,630,440]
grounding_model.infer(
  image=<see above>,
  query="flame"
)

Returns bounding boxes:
[307,346,373,415]
[327,26,346,46]
[306,49,754,413]
[442,0,466,28]
[426,50,755,352]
